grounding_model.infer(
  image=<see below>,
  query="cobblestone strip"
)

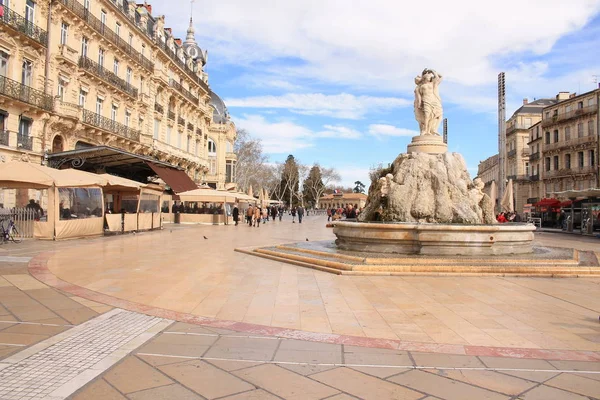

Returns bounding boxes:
[0,308,171,400]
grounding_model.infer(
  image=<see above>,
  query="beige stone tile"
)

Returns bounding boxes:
[2,274,48,290]
[0,345,19,359]
[480,356,557,370]
[0,331,47,345]
[71,378,127,400]
[159,360,255,399]
[165,322,219,335]
[127,383,203,400]
[549,360,600,371]
[137,333,217,358]
[389,370,510,400]
[1,323,69,336]
[273,339,342,364]
[344,345,412,367]
[220,389,280,400]
[136,354,190,367]
[104,357,173,394]
[411,353,485,368]
[519,384,591,400]
[233,364,340,400]
[204,336,280,361]
[427,368,537,395]
[207,359,263,372]
[324,394,361,400]
[544,373,600,398]
[53,307,99,325]
[312,367,422,399]
[279,363,337,376]
[349,366,409,379]
[0,276,13,287]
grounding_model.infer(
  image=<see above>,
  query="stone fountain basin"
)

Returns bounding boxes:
[333,221,535,256]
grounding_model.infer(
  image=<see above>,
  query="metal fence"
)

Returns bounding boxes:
[1,208,37,239]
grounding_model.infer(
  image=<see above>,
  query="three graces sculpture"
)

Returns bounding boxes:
[414,69,443,136]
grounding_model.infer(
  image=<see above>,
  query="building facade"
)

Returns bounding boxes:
[538,89,599,197]
[0,0,236,193]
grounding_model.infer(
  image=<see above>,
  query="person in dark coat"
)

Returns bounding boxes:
[232,205,239,226]
[297,205,304,223]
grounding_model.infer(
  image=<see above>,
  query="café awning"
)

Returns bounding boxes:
[145,162,197,194]
[534,198,561,207]
[177,188,238,203]
[0,162,106,188]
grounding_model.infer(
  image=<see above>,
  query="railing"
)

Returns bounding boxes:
[0,130,9,146]
[0,6,48,46]
[187,123,194,131]
[225,152,237,160]
[544,166,596,179]
[154,103,164,114]
[82,109,140,141]
[169,79,199,105]
[530,174,539,181]
[55,101,82,119]
[109,0,155,40]
[543,135,598,152]
[17,134,33,151]
[529,152,540,161]
[506,123,532,135]
[507,149,516,157]
[1,208,37,238]
[152,139,205,166]
[541,105,598,127]
[177,117,185,126]
[167,110,175,120]
[78,56,138,98]
[156,39,209,93]
[0,76,54,111]
[196,128,202,136]
[57,0,154,71]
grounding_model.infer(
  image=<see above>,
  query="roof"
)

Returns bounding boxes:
[210,91,229,124]
[0,162,106,189]
[510,98,558,119]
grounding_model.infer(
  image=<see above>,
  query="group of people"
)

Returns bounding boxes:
[496,212,521,223]
[327,204,360,222]
[231,204,307,227]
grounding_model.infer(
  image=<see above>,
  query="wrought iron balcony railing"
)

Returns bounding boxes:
[187,123,194,131]
[541,105,598,127]
[530,174,539,181]
[543,135,598,153]
[57,0,153,71]
[167,110,175,120]
[0,75,54,111]
[196,128,202,136]
[109,0,155,39]
[507,149,516,158]
[157,39,209,93]
[0,7,48,46]
[154,103,164,114]
[177,116,185,126]
[506,123,533,135]
[82,109,140,141]
[529,152,540,161]
[78,56,138,98]
[17,134,33,150]
[169,79,199,105]
[0,130,9,146]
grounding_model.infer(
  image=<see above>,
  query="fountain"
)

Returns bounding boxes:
[237,69,599,276]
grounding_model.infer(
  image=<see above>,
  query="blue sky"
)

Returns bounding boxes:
[158,0,600,188]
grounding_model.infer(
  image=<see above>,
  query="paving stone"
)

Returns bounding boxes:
[53,307,99,325]
[136,354,190,367]
[349,366,409,379]
[104,357,173,394]
[0,332,48,346]
[343,345,412,367]
[127,383,203,400]
[220,389,281,399]
[311,367,422,400]
[0,323,69,336]
[204,336,280,361]
[279,363,337,376]
[71,378,127,400]
[164,322,218,335]
[519,384,591,400]
[427,368,537,396]
[158,360,255,399]
[206,359,263,372]
[411,353,485,368]
[548,360,600,371]
[234,363,340,400]
[544,373,600,398]
[324,395,361,400]
[388,370,510,400]
[137,333,215,358]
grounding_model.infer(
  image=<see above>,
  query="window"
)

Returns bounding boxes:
[78,89,87,107]
[153,119,160,140]
[0,51,8,77]
[207,139,216,154]
[96,49,104,67]
[209,158,216,174]
[195,140,199,156]
[96,97,104,115]
[553,155,559,170]
[58,188,103,220]
[525,162,529,176]
[115,23,121,36]
[524,118,532,128]
[565,154,571,169]
[565,126,570,141]
[187,135,191,153]
[111,104,118,121]
[577,101,583,109]
[589,98,595,107]
[113,59,119,75]
[60,22,69,45]
[128,34,133,47]
[545,131,550,144]
[578,151,584,168]
[18,118,31,138]
[588,120,594,136]
[126,67,132,84]
[553,130,559,143]
[100,10,107,26]
[57,79,65,101]
[565,105,572,113]
[577,123,584,138]
[81,37,89,57]
[125,110,131,127]
[25,0,34,22]
[545,111,549,119]
[166,126,171,144]
[590,150,596,167]
[177,131,182,148]
[139,77,144,94]
[141,44,145,58]
[84,0,90,10]
[21,59,32,86]
[226,160,236,183]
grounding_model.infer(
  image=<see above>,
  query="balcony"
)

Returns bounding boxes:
[0,76,54,112]
[169,79,199,105]
[156,39,209,93]
[507,149,516,158]
[108,0,155,40]
[56,44,79,66]
[196,128,202,137]
[78,56,138,99]
[82,109,140,142]
[187,123,194,131]
[543,135,598,153]
[225,152,237,160]
[0,7,48,47]
[506,123,532,135]
[152,139,205,167]
[57,0,153,71]
[0,130,9,146]
[178,117,185,126]
[530,174,539,181]
[154,103,164,114]
[55,101,82,119]
[541,105,598,127]
[544,166,596,179]
[529,152,540,161]
[167,110,175,120]
[17,134,33,151]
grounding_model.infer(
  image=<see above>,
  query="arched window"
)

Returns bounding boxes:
[51,135,64,153]
[207,139,216,155]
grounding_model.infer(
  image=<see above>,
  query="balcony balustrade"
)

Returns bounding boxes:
[177,116,185,126]
[506,123,532,135]
[529,152,540,161]
[82,109,140,141]
[0,130,9,146]
[154,103,164,114]
[187,123,194,131]
[0,6,48,46]
[507,149,516,157]
[543,135,598,152]
[541,105,598,127]
[78,56,138,99]
[0,76,54,111]
[530,174,539,181]
[167,110,175,120]
[17,134,33,151]
[169,79,199,105]
[55,101,82,119]
[57,0,153,71]
[196,128,202,136]
[544,166,596,179]
[109,0,155,39]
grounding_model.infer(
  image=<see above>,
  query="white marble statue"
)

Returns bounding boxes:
[414,69,443,136]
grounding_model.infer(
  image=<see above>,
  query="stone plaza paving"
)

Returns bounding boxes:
[0,216,598,399]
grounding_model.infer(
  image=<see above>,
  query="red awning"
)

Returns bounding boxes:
[559,200,573,208]
[534,198,561,207]
[146,162,197,194]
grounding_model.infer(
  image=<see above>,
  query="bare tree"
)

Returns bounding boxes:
[303,164,341,208]
[234,129,270,193]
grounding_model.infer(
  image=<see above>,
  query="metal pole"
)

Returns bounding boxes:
[498,72,506,210]
[443,118,448,144]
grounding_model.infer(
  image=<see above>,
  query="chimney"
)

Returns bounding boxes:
[556,92,571,101]
[569,93,577,98]
[522,98,528,105]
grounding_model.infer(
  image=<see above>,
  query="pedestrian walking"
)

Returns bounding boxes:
[247,205,254,226]
[291,207,297,223]
[297,205,304,224]
[232,204,239,226]
[278,206,283,221]
[254,206,261,227]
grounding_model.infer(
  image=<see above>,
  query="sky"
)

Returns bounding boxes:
[156,0,600,189]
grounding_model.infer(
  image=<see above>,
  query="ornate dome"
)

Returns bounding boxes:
[210,90,229,124]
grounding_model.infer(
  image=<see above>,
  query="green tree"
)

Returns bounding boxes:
[353,181,365,194]
[303,164,341,208]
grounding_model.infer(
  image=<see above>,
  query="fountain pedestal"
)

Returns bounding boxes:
[406,135,447,154]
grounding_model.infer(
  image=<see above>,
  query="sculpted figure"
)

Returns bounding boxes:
[414,69,443,135]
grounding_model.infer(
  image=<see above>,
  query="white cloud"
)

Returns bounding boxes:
[328,165,372,191]
[317,125,362,139]
[368,124,418,137]
[225,93,410,119]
